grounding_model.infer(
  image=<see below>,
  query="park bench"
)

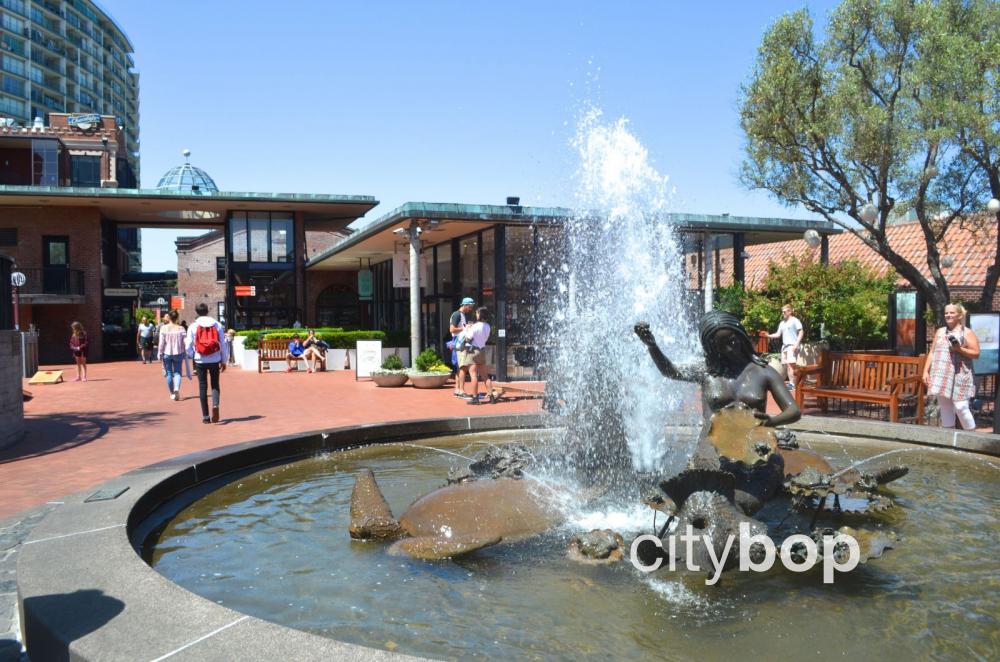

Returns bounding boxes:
[794,351,926,424]
[257,338,325,373]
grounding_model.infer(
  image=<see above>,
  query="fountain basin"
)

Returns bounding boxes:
[16,414,1000,660]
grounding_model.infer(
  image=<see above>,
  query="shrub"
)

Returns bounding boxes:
[381,354,404,370]
[242,330,261,350]
[414,346,450,372]
[260,330,386,349]
[135,308,157,325]
[733,254,896,350]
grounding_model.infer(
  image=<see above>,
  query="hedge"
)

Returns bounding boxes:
[241,329,386,350]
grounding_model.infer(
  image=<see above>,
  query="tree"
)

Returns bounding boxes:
[736,254,897,350]
[740,0,1000,324]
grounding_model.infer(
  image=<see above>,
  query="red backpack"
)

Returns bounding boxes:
[195,324,221,355]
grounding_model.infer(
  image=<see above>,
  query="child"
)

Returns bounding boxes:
[69,321,89,382]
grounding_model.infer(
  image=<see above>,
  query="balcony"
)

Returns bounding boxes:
[17,267,86,303]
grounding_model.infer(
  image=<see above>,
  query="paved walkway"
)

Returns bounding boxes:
[1,361,543,520]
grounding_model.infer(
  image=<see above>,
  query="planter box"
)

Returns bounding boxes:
[241,349,259,372]
[408,373,450,389]
[327,349,348,370]
[232,336,246,366]
[372,372,409,387]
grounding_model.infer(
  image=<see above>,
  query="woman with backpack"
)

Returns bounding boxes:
[186,302,229,424]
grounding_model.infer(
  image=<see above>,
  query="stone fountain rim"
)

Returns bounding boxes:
[16,413,1000,661]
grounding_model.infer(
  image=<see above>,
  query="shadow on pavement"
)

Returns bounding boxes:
[0,412,166,465]
[218,415,264,426]
[21,589,125,661]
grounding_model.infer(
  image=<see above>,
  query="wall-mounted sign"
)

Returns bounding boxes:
[358,269,373,301]
[171,296,185,310]
[391,252,429,288]
[104,288,139,297]
[970,313,1000,375]
[234,285,256,297]
[67,113,102,131]
[10,271,25,287]
[355,340,382,380]
[155,297,168,306]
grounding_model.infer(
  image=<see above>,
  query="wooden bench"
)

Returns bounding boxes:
[794,351,927,423]
[257,339,325,373]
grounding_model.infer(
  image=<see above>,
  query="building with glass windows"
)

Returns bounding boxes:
[0,184,377,363]
[0,0,139,178]
[306,202,840,381]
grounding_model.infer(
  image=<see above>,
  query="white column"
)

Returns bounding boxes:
[408,222,421,367]
[704,232,714,313]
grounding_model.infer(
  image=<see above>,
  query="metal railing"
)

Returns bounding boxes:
[17,267,85,296]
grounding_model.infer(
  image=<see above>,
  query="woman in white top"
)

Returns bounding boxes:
[460,307,495,404]
[157,310,188,401]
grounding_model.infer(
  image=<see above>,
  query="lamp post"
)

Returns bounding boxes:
[10,271,25,331]
[392,222,423,367]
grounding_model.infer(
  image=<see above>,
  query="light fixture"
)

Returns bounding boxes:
[392,228,406,235]
[859,203,878,223]
[803,229,821,248]
[988,198,1000,214]
[941,255,955,268]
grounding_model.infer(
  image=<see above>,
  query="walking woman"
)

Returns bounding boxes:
[69,321,89,382]
[923,303,980,430]
[158,310,188,401]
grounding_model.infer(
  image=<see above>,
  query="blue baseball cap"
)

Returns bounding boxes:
[461,297,476,306]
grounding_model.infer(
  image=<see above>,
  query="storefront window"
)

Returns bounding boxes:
[229,211,295,264]
[481,228,496,314]
[435,243,452,296]
[249,213,269,262]
[459,235,478,296]
[271,214,293,263]
[31,139,58,186]
[505,226,538,379]
[230,214,248,262]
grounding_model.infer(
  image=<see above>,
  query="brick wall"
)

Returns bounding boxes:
[176,233,226,322]
[0,331,24,449]
[1,206,104,363]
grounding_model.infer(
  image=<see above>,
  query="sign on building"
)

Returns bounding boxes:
[234,285,256,297]
[358,270,373,301]
[391,253,429,289]
[104,288,139,297]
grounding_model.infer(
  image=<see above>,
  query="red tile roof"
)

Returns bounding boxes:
[744,217,997,289]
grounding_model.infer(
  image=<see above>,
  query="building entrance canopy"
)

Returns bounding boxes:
[0,186,378,227]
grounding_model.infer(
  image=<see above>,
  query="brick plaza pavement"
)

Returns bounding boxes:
[0,361,543,520]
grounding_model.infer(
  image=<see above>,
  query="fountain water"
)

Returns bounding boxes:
[542,108,700,486]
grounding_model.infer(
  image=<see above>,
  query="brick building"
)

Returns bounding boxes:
[0,180,377,362]
[175,224,354,326]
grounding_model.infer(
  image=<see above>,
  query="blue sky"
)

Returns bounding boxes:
[111,0,841,271]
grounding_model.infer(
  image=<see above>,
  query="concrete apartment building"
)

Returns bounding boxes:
[0,0,140,177]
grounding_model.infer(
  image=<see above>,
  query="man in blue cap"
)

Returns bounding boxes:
[450,296,476,397]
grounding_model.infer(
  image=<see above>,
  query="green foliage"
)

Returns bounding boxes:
[740,0,1000,318]
[714,283,745,317]
[241,330,261,350]
[737,254,896,350]
[414,347,450,373]
[134,308,157,325]
[381,354,404,370]
[236,328,384,350]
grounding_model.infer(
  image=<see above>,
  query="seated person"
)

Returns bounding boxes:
[301,329,327,373]
[286,334,306,372]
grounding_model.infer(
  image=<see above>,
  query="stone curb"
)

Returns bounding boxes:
[17,413,543,662]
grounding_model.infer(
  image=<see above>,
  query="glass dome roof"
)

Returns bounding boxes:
[156,154,218,194]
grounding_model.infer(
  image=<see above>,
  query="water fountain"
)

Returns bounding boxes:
[17,112,1000,660]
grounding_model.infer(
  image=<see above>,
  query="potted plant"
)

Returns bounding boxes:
[407,347,452,389]
[239,331,262,371]
[371,354,409,387]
